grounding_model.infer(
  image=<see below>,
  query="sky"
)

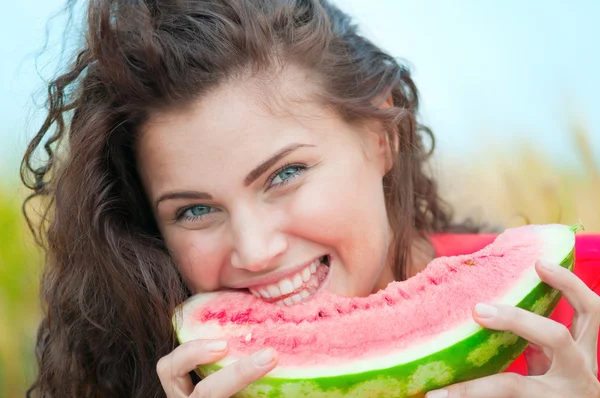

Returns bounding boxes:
[1,0,599,178]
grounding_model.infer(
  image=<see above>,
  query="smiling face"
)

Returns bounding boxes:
[136,69,397,306]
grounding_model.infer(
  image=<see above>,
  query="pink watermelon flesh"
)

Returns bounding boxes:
[189,225,546,366]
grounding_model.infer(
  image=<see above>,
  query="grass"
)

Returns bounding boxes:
[0,126,598,396]
[0,185,42,398]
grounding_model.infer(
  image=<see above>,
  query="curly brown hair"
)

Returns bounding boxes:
[21,0,475,396]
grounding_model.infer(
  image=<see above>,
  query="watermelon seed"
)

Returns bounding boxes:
[428,277,440,285]
[463,259,476,266]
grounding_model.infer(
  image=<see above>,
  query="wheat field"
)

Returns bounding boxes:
[0,127,598,397]
[439,126,600,231]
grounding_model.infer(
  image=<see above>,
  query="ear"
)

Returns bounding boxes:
[381,93,394,109]
[379,93,399,154]
[365,94,398,175]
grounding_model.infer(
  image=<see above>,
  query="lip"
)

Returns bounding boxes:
[230,255,325,290]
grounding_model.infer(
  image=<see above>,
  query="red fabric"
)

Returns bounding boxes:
[429,233,600,375]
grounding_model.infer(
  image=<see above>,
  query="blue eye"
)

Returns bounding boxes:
[179,205,215,221]
[271,165,304,186]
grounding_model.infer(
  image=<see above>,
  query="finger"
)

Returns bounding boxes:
[536,259,600,368]
[473,303,584,369]
[572,311,599,376]
[535,259,600,317]
[157,339,229,397]
[425,372,546,398]
[193,348,278,398]
[523,343,552,376]
[572,310,600,351]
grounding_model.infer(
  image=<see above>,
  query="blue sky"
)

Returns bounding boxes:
[1,1,599,177]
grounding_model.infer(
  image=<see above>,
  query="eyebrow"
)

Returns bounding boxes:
[243,143,314,186]
[155,143,314,209]
[155,191,213,209]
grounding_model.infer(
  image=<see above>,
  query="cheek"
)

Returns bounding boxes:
[163,230,223,292]
[286,162,389,258]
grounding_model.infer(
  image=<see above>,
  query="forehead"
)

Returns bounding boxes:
[135,69,356,195]
[140,78,323,157]
[142,66,328,145]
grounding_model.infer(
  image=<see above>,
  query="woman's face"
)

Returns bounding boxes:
[137,70,396,306]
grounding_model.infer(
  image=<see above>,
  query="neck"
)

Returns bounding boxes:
[372,262,395,293]
[380,229,436,287]
[408,235,436,277]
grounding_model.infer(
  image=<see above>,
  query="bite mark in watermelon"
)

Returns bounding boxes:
[174,224,576,397]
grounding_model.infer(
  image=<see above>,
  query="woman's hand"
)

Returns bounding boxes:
[426,259,600,398]
[157,339,277,397]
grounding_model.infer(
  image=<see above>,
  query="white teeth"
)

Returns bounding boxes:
[250,256,329,306]
[292,274,303,289]
[267,285,281,298]
[279,278,294,295]
[301,267,311,282]
[274,289,310,307]
[290,293,302,303]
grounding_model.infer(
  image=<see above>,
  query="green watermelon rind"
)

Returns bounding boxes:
[180,225,576,398]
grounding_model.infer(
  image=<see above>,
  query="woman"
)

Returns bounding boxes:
[21,0,599,397]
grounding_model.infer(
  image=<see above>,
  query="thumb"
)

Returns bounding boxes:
[524,342,552,376]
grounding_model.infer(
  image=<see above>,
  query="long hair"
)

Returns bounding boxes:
[21,1,472,396]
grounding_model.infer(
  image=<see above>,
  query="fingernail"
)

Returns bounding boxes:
[426,389,449,398]
[475,303,498,318]
[253,348,275,367]
[539,259,558,271]
[206,340,228,352]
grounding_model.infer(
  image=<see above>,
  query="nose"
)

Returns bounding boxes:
[229,205,287,272]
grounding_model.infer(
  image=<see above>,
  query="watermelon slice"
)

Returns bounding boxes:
[173,224,577,397]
